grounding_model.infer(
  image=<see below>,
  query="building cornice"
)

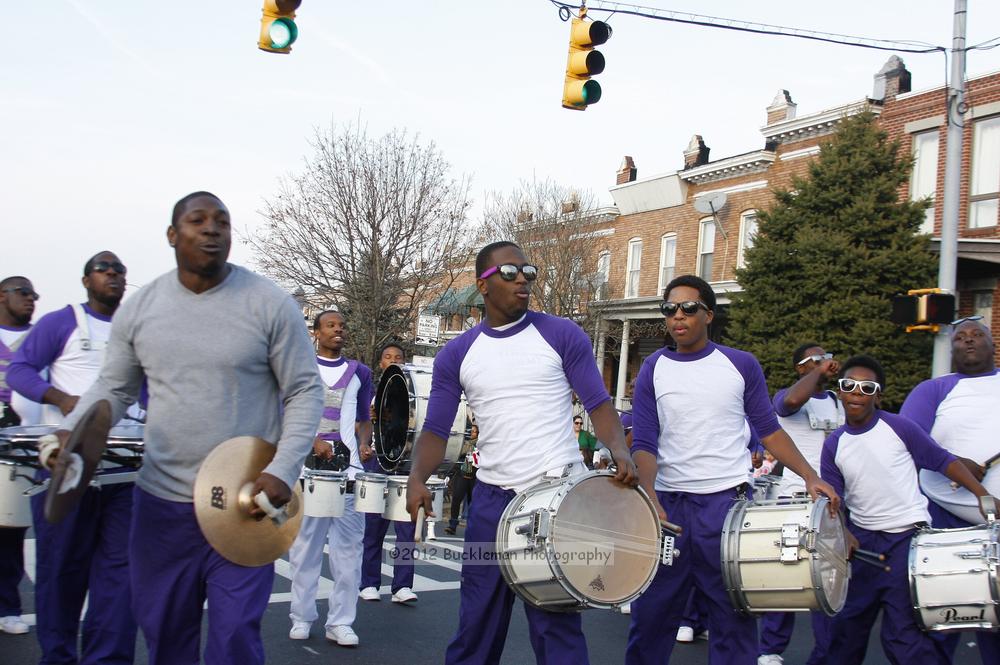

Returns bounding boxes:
[680,151,776,185]
[762,99,881,144]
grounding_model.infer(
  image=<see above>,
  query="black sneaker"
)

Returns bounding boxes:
[444,526,456,535]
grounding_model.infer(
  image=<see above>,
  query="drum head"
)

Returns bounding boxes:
[374,365,412,471]
[550,474,660,604]
[812,500,849,613]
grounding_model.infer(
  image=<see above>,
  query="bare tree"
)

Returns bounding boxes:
[479,179,618,330]
[245,123,474,366]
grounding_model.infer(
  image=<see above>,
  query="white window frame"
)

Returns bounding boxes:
[697,218,716,282]
[970,115,1000,229]
[657,233,677,295]
[595,251,610,300]
[625,238,642,299]
[910,130,939,234]
[736,211,758,269]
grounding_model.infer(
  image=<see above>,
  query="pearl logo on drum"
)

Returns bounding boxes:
[940,607,986,623]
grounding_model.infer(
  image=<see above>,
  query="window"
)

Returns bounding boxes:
[698,219,715,281]
[625,238,642,298]
[974,291,994,323]
[911,130,939,234]
[595,251,610,300]
[970,116,1000,229]
[737,211,758,268]
[657,234,677,294]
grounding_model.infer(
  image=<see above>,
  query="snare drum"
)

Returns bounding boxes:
[721,497,849,615]
[496,470,663,611]
[302,470,347,518]
[355,472,388,514]
[909,523,1000,631]
[384,475,411,521]
[0,460,36,527]
[752,474,783,501]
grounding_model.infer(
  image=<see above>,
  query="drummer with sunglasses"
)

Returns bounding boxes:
[626,274,840,665]
[821,355,998,665]
[406,241,636,665]
[901,315,1000,664]
[7,252,139,664]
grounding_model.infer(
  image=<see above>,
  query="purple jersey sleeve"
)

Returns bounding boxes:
[7,305,77,403]
[899,375,959,434]
[355,364,373,423]
[421,328,482,440]
[882,411,956,473]
[820,431,845,500]
[630,349,665,458]
[716,345,781,439]
[532,312,610,412]
[772,387,799,417]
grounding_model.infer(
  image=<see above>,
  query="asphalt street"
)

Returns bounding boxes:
[3,525,987,664]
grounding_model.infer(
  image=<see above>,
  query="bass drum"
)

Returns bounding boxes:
[374,363,468,472]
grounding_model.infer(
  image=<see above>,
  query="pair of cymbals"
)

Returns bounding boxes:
[46,400,112,524]
[194,436,303,567]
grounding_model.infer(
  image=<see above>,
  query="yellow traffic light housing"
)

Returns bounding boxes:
[890,288,955,333]
[259,0,301,54]
[562,11,611,111]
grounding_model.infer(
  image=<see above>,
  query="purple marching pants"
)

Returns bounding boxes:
[626,487,758,665]
[360,512,415,593]
[31,480,136,665]
[444,481,589,665]
[927,501,1000,665]
[679,587,707,634]
[827,526,949,665]
[129,487,274,665]
[758,610,832,664]
[0,526,27,617]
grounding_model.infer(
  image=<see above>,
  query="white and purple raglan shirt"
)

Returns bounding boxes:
[7,304,121,425]
[900,369,1000,523]
[1,324,42,424]
[631,341,780,493]
[820,411,956,531]
[421,311,609,492]
[315,356,373,480]
[773,388,843,495]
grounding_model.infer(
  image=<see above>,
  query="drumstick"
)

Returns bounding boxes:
[414,506,426,544]
[854,548,886,561]
[660,520,683,536]
[853,550,891,572]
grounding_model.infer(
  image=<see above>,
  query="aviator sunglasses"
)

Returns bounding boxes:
[951,314,985,326]
[1,286,40,300]
[798,352,834,366]
[86,260,127,276]
[838,378,881,395]
[478,264,538,281]
[659,300,709,317]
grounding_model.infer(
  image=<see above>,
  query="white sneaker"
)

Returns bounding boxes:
[619,603,631,615]
[326,624,359,647]
[391,587,418,603]
[0,616,28,635]
[358,586,381,601]
[676,626,695,642]
[758,655,784,665]
[288,620,310,640]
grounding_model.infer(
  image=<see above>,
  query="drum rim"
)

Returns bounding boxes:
[720,499,751,613]
[496,470,662,611]
[908,521,1000,631]
[304,469,348,479]
[806,496,848,615]
[355,472,388,482]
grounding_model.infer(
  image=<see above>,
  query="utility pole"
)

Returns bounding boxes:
[933,0,967,377]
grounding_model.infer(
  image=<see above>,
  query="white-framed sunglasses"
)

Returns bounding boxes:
[838,378,881,395]
[797,352,833,366]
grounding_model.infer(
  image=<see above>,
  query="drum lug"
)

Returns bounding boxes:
[661,535,676,566]
[513,509,550,547]
[780,523,801,563]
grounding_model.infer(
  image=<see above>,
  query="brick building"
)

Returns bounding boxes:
[587,58,1000,408]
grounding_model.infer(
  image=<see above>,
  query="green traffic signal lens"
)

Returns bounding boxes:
[582,80,602,105]
[269,18,298,48]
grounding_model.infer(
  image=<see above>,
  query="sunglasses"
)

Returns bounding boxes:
[478,264,538,281]
[659,300,709,317]
[838,378,881,395]
[951,314,985,326]
[86,260,127,276]
[573,420,583,425]
[797,352,834,366]
[1,286,40,300]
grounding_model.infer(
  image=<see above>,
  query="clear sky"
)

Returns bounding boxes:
[4,1,999,317]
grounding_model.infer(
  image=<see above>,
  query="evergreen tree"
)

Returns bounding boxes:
[726,112,936,409]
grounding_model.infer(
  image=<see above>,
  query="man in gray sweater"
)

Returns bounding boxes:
[58,191,324,665]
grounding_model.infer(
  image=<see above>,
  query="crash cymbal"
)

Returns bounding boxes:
[45,400,112,524]
[193,436,303,567]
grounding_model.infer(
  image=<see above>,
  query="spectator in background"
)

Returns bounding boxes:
[574,416,597,468]
[445,425,479,535]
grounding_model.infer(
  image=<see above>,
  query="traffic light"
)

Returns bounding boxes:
[562,13,611,111]
[259,0,301,54]
[890,289,955,331]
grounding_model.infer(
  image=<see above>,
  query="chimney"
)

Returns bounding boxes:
[616,156,637,185]
[766,90,796,125]
[872,56,911,102]
[683,135,710,169]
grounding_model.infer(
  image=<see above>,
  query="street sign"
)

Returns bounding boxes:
[416,315,441,346]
